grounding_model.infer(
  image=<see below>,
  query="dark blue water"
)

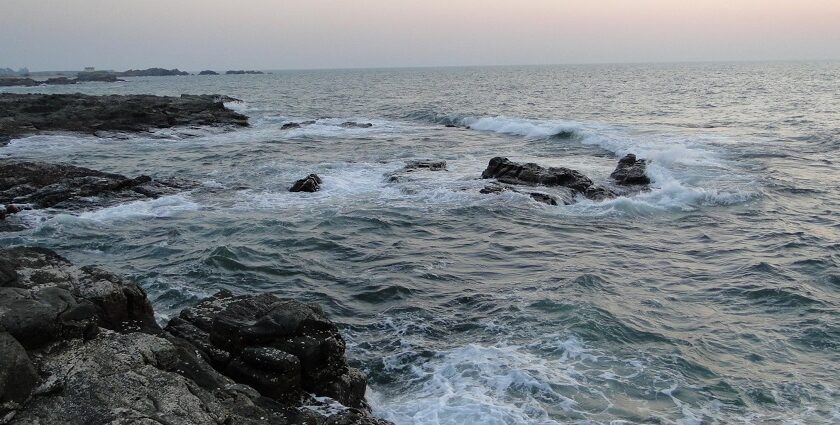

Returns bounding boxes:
[2,62,839,424]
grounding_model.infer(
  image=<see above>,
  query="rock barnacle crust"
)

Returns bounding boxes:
[0,247,391,425]
[0,93,248,145]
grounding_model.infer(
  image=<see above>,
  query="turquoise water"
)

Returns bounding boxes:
[2,62,839,424]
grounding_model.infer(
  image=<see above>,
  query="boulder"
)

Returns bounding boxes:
[290,174,322,193]
[481,157,614,201]
[610,154,651,185]
[166,290,369,409]
[0,93,249,144]
[0,329,37,410]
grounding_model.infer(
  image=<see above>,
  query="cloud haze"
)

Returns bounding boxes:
[2,0,839,70]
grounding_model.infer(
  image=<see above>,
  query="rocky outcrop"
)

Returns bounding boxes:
[610,154,650,185]
[73,71,124,82]
[0,93,248,144]
[0,160,195,223]
[117,68,189,77]
[290,174,322,193]
[199,70,220,75]
[226,70,265,75]
[481,157,613,201]
[0,247,390,425]
[0,79,39,87]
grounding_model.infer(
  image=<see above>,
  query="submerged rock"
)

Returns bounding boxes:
[282,122,302,130]
[481,157,613,201]
[0,93,248,144]
[0,247,391,424]
[0,160,196,224]
[290,174,322,193]
[480,183,568,206]
[610,154,651,185]
[339,122,373,129]
[385,160,448,183]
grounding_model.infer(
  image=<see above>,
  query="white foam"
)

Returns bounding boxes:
[75,193,199,221]
[461,116,580,140]
[370,340,593,425]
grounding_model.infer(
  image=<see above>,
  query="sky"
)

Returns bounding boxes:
[2,0,840,71]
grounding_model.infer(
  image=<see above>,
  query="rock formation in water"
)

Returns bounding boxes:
[385,160,448,183]
[0,247,391,425]
[290,174,323,193]
[198,70,220,75]
[339,122,373,129]
[226,70,265,75]
[117,68,189,77]
[0,93,248,144]
[610,154,651,185]
[0,160,196,231]
[481,157,614,201]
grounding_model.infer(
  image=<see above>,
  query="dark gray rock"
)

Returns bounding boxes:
[166,290,370,409]
[385,160,447,183]
[339,122,373,129]
[610,154,651,185]
[0,160,196,226]
[481,157,614,202]
[0,93,248,144]
[0,78,39,87]
[0,329,37,410]
[0,249,391,424]
[282,122,302,130]
[198,70,219,75]
[44,77,75,85]
[73,71,123,82]
[117,68,189,77]
[480,183,570,206]
[290,174,322,193]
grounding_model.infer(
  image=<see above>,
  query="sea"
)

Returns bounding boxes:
[1,62,838,424]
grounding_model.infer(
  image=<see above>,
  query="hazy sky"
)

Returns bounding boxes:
[3,0,840,71]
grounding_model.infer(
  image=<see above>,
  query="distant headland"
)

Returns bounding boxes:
[0,67,268,87]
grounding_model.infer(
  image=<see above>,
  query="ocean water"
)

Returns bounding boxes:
[2,62,839,424]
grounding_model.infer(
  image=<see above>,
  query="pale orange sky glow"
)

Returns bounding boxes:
[2,0,839,70]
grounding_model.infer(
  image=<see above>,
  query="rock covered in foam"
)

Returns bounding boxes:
[0,159,197,227]
[610,154,651,185]
[290,174,323,192]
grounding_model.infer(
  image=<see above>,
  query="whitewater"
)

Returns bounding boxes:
[1,62,838,424]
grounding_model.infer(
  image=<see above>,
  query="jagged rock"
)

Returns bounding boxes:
[339,122,373,129]
[166,290,369,409]
[481,157,614,201]
[480,183,569,206]
[0,160,196,225]
[0,249,391,424]
[0,93,248,144]
[0,247,159,349]
[610,154,651,185]
[290,174,322,193]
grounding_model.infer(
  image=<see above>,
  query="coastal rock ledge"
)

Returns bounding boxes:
[0,93,248,145]
[0,247,391,425]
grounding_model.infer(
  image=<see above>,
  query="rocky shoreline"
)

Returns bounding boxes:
[0,93,248,145]
[0,247,390,425]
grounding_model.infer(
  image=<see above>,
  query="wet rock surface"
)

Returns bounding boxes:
[610,154,651,185]
[290,174,323,193]
[0,93,248,144]
[0,247,390,425]
[481,156,614,201]
[385,160,448,183]
[0,160,196,224]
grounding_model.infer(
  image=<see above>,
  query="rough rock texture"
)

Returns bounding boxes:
[610,154,651,185]
[290,174,323,193]
[0,160,195,222]
[480,183,566,206]
[166,290,369,409]
[0,93,248,144]
[0,247,390,425]
[481,157,613,201]
[385,160,448,183]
